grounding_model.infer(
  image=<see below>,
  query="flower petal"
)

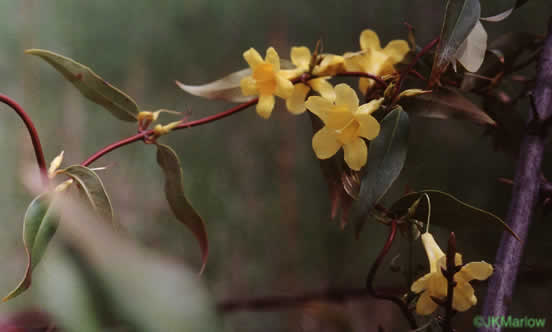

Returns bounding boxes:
[326,112,354,130]
[383,40,410,63]
[457,262,493,282]
[343,53,365,72]
[313,54,344,76]
[305,96,334,122]
[356,114,380,140]
[240,76,257,96]
[312,127,342,159]
[357,98,383,115]
[452,281,477,312]
[416,291,439,315]
[411,273,431,293]
[275,74,294,99]
[421,233,445,273]
[286,83,310,115]
[358,78,375,95]
[309,78,336,102]
[427,273,448,299]
[243,48,264,70]
[256,94,275,119]
[335,84,359,110]
[360,29,382,51]
[291,46,311,71]
[265,47,280,71]
[343,137,367,171]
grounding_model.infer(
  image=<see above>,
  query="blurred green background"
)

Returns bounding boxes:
[1,0,551,331]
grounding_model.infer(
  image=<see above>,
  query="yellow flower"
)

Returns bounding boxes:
[240,47,294,119]
[344,29,410,94]
[312,53,345,76]
[305,83,382,171]
[282,47,336,114]
[411,233,494,315]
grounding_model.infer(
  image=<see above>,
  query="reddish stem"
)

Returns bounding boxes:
[335,71,388,88]
[81,98,258,167]
[396,37,440,95]
[366,220,418,329]
[0,94,48,182]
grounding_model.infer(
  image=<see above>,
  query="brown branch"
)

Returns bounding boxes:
[479,19,552,332]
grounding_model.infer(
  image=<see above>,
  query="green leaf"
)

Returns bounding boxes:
[156,143,208,273]
[3,194,60,301]
[430,0,481,85]
[176,68,254,103]
[26,49,139,122]
[455,21,488,72]
[353,106,409,236]
[481,0,529,22]
[390,190,519,241]
[60,165,115,225]
[401,86,496,126]
[45,196,220,332]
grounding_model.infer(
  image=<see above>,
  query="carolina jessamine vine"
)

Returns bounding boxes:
[0,1,545,331]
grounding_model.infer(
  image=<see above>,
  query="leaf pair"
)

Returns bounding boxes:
[3,166,113,301]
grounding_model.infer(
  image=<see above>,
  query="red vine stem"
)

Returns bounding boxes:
[81,98,259,167]
[0,94,48,182]
[366,220,418,329]
[334,71,388,88]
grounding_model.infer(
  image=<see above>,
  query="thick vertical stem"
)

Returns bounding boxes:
[479,20,552,332]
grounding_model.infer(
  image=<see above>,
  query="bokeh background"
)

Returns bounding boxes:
[1,0,551,331]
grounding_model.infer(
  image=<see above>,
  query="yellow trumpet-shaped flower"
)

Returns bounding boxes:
[344,29,410,94]
[411,233,494,315]
[282,46,336,114]
[240,47,294,119]
[305,83,382,171]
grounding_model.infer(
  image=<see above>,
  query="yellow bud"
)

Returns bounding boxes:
[54,179,73,192]
[398,89,432,99]
[48,151,64,179]
[153,120,182,136]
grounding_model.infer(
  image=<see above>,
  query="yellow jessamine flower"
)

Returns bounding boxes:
[344,29,410,94]
[411,232,494,315]
[305,83,382,171]
[240,47,294,119]
[283,46,336,114]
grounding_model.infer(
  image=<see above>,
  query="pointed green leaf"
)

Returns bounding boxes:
[401,87,496,126]
[176,68,254,103]
[353,107,409,236]
[430,0,481,85]
[26,49,139,122]
[456,20,488,72]
[60,165,114,225]
[156,144,208,273]
[3,194,60,301]
[390,190,519,240]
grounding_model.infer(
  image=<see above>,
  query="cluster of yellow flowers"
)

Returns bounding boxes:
[239,29,411,171]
